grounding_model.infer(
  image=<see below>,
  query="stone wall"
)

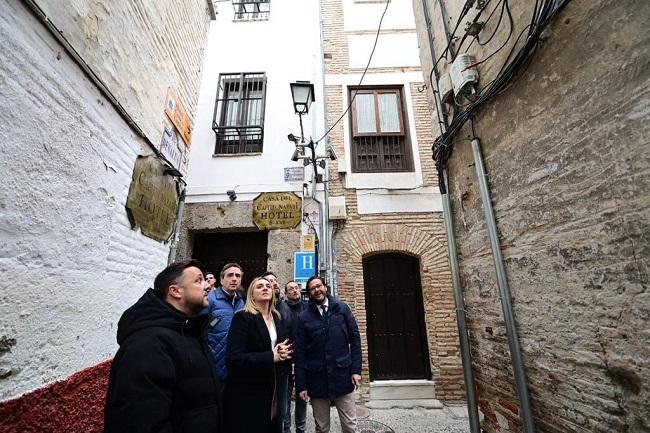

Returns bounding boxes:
[411,0,649,430]
[178,202,301,288]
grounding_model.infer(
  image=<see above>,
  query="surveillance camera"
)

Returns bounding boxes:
[291,148,301,162]
[287,133,298,143]
[326,145,338,161]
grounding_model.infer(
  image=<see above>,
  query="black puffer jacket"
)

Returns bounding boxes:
[104,289,222,433]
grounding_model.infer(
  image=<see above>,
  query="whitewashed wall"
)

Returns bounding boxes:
[344,0,416,31]
[186,0,326,203]
[36,0,212,146]
[0,1,209,400]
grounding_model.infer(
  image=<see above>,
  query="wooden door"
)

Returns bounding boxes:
[363,253,431,380]
[192,231,268,290]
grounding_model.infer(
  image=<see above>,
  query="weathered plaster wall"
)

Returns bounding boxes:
[36,0,212,146]
[412,0,649,431]
[0,0,209,404]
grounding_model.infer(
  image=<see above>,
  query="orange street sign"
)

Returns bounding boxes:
[164,89,193,146]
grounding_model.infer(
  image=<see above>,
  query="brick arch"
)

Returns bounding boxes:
[335,223,460,400]
[339,223,447,267]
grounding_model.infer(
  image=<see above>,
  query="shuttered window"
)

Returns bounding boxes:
[212,72,267,154]
[349,87,413,173]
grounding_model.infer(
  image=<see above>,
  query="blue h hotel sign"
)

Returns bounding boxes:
[294,252,316,283]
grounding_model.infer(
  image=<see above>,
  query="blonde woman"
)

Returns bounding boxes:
[224,276,293,433]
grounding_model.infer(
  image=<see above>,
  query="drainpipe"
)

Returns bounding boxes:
[422,0,480,430]
[316,0,333,292]
[167,184,187,264]
[442,172,481,433]
[471,138,535,433]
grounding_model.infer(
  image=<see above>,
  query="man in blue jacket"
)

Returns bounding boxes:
[206,263,245,381]
[295,276,362,433]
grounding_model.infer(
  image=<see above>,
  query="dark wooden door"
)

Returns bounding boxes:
[192,231,268,290]
[363,253,431,380]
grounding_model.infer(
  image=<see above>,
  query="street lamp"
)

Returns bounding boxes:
[288,81,338,282]
[290,81,315,115]
[289,80,321,278]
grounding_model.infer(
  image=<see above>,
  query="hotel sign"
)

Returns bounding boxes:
[125,155,179,242]
[253,192,302,230]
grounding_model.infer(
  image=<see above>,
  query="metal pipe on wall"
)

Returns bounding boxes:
[422,0,480,429]
[471,138,535,433]
[168,185,187,264]
[442,170,481,433]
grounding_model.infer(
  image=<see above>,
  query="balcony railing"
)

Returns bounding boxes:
[232,0,270,20]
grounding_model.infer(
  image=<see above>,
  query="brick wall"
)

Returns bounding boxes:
[322,0,464,403]
[411,0,650,430]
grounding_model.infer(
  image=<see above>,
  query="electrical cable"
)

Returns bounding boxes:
[464,0,505,52]
[453,0,496,56]
[462,0,513,71]
[433,0,572,187]
[313,0,390,145]
[478,0,506,46]
[430,3,473,72]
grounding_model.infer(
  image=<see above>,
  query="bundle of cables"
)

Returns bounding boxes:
[432,0,571,193]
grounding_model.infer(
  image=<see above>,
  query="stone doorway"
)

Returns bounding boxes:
[192,231,268,290]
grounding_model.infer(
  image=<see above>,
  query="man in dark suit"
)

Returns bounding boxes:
[295,276,362,433]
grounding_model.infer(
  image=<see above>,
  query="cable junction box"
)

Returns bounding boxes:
[450,54,479,97]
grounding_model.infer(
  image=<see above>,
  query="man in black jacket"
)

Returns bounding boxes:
[104,260,222,433]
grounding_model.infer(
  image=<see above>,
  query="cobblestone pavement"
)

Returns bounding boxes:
[295,404,471,433]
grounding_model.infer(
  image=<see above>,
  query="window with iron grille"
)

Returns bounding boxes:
[349,86,413,173]
[212,73,266,154]
[232,0,270,20]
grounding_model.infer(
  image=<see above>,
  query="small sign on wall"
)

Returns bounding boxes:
[301,235,315,251]
[284,167,304,182]
[294,251,316,284]
[164,89,192,146]
[125,155,179,242]
[159,118,188,175]
[302,199,320,236]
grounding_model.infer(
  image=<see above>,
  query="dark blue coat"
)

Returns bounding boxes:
[294,296,362,399]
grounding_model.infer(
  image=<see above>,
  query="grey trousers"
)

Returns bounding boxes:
[311,392,357,433]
